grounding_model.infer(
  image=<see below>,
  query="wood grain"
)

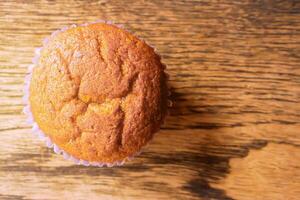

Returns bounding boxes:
[1,0,300,199]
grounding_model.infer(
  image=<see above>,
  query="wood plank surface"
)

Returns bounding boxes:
[1,0,300,199]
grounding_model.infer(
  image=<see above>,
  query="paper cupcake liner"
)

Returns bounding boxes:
[23,20,170,167]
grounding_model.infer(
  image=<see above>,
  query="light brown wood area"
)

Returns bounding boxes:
[1,1,300,200]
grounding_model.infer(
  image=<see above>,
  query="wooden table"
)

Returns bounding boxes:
[1,1,300,199]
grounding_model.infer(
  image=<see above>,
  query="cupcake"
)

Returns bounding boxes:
[23,22,169,167]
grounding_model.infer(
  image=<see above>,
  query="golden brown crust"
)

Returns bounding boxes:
[29,23,168,163]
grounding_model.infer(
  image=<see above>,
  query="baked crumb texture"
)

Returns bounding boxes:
[27,23,168,164]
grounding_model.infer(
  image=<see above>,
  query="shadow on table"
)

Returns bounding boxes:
[154,87,268,199]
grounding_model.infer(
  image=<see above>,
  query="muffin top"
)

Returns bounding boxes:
[29,23,168,163]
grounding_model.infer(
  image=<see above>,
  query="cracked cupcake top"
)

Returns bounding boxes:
[29,23,168,163]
